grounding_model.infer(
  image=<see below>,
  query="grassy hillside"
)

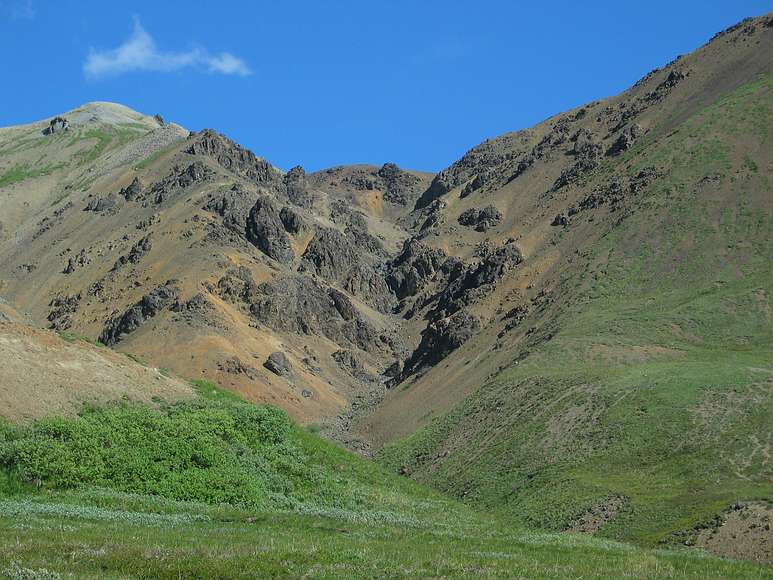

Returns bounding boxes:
[0,392,768,577]
[380,76,773,545]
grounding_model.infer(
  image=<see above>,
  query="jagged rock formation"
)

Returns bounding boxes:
[458,205,503,232]
[246,196,294,263]
[249,276,391,354]
[186,129,280,184]
[99,282,179,346]
[112,235,152,270]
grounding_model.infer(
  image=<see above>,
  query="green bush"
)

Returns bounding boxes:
[0,400,324,509]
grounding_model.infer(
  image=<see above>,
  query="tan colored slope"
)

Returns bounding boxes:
[0,320,194,422]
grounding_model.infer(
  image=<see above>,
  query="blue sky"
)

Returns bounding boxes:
[1,1,770,171]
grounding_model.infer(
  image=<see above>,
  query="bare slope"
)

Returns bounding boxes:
[0,319,193,421]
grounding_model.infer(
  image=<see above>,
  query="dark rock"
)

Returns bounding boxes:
[279,206,306,234]
[99,282,179,346]
[246,196,294,264]
[204,184,259,232]
[220,356,259,380]
[284,166,312,208]
[606,124,643,156]
[43,116,69,135]
[151,162,214,204]
[387,238,449,300]
[112,235,151,270]
[332,349,376,382]
[216,266,260,303]
[62,250,88,274]
[84,196,118,213]
[377,162,424,206]
[458,205,503,232]
[342,263,396,313]
[433,242,523,319]
[186,129,280,184]
[402,311,480,376]
[153,114,165,126]
[551,213,568,226]
[120,177,143,201]
[264,351,292,378]
[47,293,81,331]
[299,227,360,282]
[249,276,388,353]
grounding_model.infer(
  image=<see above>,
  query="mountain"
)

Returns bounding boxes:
[0,12,771,564]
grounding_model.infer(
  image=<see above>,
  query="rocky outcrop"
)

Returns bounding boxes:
[204,184,259,231]
[42,116,68,135]
[112,235,151,271]
[215,266,260,304]
[119,177,143,201]
[284,166,312,208]
[84,196,118,213]
[151,162,214,204]
[62,250,88,274]
[415,132,529,209]
[458,205,503,232]
[377,163,425,206]
[606,124,643,156]
[186,129,280,184]
[219,356,259,380]
[246,196,294,264]
[249,276,389,354]
[433,242,522,319]
[99,282,179,346]
[332,349,376,383]
[47,294,81,331]
[342,263,396,314]
[299,227,360,282]
[401,311,480,377]
[279,206,306,234]
[387,238,452,301]
[264,351,293,378]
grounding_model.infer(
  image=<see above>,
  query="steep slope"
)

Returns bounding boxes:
[359,14,773,548]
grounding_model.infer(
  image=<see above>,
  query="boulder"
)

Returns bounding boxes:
[264,352,293,378]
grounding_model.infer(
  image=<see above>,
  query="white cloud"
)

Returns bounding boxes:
[84,18,251,79]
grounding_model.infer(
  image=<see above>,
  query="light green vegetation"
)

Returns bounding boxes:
[381,77,773,545]
[0,162,65,188]
[0,397,768,578]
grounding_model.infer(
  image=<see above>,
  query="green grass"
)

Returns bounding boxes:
[0,162,65,188]
[380,76,773,546]
[0,398,767,578]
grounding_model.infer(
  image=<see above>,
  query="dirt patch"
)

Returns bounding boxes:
[0,321,194,422]
[568,496,626,533]
[693,502,773,564]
